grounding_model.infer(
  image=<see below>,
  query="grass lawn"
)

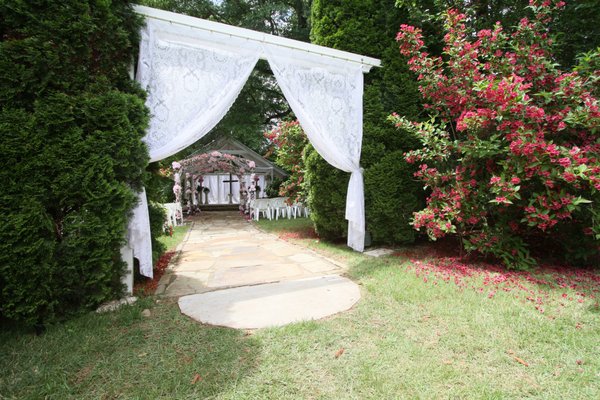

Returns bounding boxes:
[1,218,598,399]
[158,224,190,251]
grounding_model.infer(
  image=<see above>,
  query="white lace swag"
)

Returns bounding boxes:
[130,19,365,277]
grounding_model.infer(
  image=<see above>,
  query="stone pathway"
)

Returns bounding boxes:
[158,211,359,329]
[179,275,360,329]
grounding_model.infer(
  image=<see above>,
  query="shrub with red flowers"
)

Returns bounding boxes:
[264,120,309,204]
[391,0,600,269]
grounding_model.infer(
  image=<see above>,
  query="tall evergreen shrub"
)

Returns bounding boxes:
[303,144,349,240]
[0,0,149,327]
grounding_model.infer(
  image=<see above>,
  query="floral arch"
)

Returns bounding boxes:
[172,151,256,212]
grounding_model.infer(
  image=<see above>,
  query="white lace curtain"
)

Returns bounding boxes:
[266,47,365,251]
[130,18,366,277]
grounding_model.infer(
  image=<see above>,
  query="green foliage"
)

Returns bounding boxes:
[311,0,388,57]
[397,0,600,68]
[364,151,422,244]
[303,145,349,240]
[265,120,308,202]
[147,202,167,265]
[265,177,284,198]
[0,1,148,327]
[575,47,600,97]
[145,162,176,203]
[552,0,600,68]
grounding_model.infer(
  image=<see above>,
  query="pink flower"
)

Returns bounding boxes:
[510,177,521,185]
[562,172,577,182]
[558,158,571,167]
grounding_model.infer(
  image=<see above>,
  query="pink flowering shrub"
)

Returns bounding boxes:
[265,120,308,204]
[390,0,600,269]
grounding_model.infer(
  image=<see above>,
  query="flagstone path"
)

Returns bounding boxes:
[158,211,360,329]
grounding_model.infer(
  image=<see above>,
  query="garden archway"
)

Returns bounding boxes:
[129,6,380,277]
[175,151,257,209]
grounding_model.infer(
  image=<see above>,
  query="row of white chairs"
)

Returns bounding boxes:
[162,202,183,227]
[249,197,310,221]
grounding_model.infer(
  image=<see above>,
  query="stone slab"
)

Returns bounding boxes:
[289,253,320,263]
[364,248,395,257]
[208,263,304,288]
[301,260,338,274]
[178,275,360,329]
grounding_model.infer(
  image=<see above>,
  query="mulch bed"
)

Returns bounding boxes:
[134,251,176,296]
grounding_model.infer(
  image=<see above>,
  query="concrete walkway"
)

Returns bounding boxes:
[158,211,359,329]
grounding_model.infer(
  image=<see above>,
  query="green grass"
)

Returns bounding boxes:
[255,216,316,235]
[158,224,190,251]
[1,219,599,399]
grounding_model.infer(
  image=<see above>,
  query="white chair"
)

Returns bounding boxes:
[251,198,272,221]
[162,202,183,226]
[269,197,291,220]
[290,202,305,219]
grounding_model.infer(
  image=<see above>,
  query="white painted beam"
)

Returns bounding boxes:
[133,4,381,73]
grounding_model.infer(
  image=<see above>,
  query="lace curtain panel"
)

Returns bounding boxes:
[129,19,260,277]
[266,46,365,251]
[138,19,260,162]
[129,18,366,277]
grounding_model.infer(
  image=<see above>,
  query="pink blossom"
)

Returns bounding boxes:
[557,158,571,167]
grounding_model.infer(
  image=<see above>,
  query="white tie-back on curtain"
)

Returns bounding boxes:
[129,19,260,277]
[265,46,365,251]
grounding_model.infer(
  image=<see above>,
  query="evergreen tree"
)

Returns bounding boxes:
[0,0,148,327]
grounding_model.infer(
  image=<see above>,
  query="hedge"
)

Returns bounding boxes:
[0,0,148,328]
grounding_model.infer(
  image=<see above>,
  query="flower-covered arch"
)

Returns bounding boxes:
[172,151,256,212]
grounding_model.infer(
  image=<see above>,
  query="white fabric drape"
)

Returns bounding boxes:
[206,175,219,204]
[128,188,152,277]
[128,18,368,277]
[202,174,265,204]
[138,19,260,162]
[129,19,259,277]
[265,46,365,251]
